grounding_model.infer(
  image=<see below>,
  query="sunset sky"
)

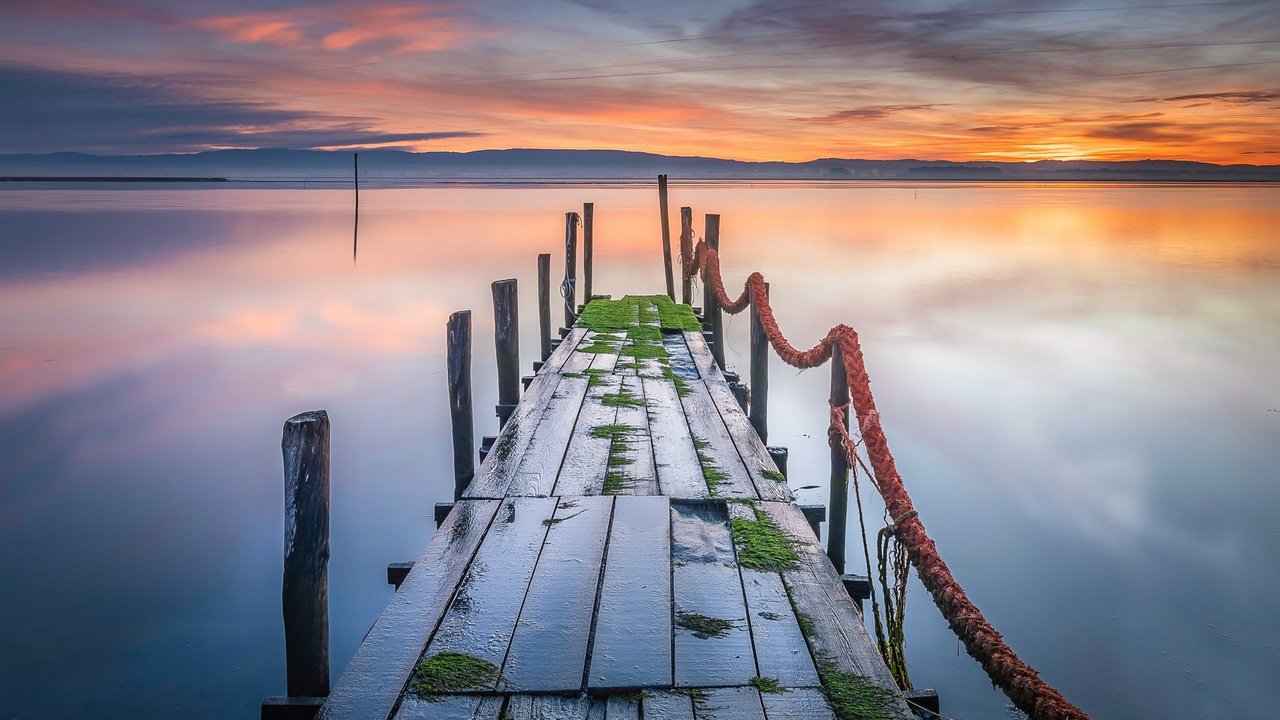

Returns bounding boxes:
[2,0,1277,163]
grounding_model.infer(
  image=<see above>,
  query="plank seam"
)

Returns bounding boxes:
[578,495,618,691]
[495,498,563,688]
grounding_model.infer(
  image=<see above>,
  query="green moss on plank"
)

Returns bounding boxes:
[761,468,787,483]
[750,676,784,694]
[589,423,637,440]
[602,469,634,495]
[676,610,738,639]
[628,325,664,341]
[817,661,904,720]
[412,652,501,697]
[578,295,701,332]
[602,390,646,408]
[620,341,669,360]
[794,609,815,639]
[730,502,798,571]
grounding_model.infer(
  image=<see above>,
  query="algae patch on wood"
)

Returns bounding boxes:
[578,295,701,332]
[817,661,905,720]
[676,610,738,639]
[729,502,798,572]
[761,468,787,483]
[412,651,502,697]
[750,675,784,693]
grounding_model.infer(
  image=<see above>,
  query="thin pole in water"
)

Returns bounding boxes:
[352,153,359,264]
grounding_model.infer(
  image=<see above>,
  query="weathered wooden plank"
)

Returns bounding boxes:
[604,694,640,720]
[726,503,820,688]
[503,496,613,691]
[422,497,557,678]
[464,372,563,498]
[575,330,621,373]
[760,688,836,720]
[641,691,694,720]
[611,375,657,495]
[671,501,757,687]
[554,372,622,496]
[677,375,757,499]
[546,328,588,372]
[588,496,672,691]
[507,373,590,495]
[760,502,911,716]
[684,331,792,503]
[316,500,500,720]
[505,694,593,720]
[697,687,766,720]
[392,694,503,720]
[641,376,706,499]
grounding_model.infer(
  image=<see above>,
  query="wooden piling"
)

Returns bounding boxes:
[749,281,769,443]
[658,174,675,300]
[492,279,520,429]
[703,214,726,370]
[281,410,330,698]
[446,311,474,501]
[679,206,693,305]
[564,212,579,328]
[582,203,594,302]
[537,253,552,362]
[828,342,850,574]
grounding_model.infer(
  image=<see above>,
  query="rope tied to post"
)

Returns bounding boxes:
[680,235,1091,720]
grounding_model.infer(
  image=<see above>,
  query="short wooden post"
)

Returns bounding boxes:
[749,281,769,443]
[537,253,551,362]
[703,214,726,369]
[767,446,788,478]
[658,174,675,300]
[582,203,594,302]
[492,279,519,428]
[679,206,693,305]
[446,311,474,500]
[828,342,850,574]
[281,410,330,698]
[564,212,579,327]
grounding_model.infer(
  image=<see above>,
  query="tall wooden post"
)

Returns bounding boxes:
[564,212,579,327]
[828,343,850,574]
[658,174,675,300]
[537,253,551,362]
[352,153,359,264]
[582,203,594,302]
[447,312,474,499]
[703,214,726,370]
[749,282,769,443]
[281,410,330,698]
[679,206,693,305]
[492,279,519,429]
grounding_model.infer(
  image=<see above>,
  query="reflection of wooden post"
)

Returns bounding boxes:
[492,279,519,429]
[537,254,551,362]
[703,214,725,370]
[828,343,849,574]
[679,206,693,305]
[583,203,594,303]
[281,410,330,698]
[658,175,675,300]
[749,282,769,443]
[564,213,579,327]
[447,311,474,500]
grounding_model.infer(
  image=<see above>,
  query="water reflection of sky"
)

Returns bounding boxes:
[0,184,1277,719]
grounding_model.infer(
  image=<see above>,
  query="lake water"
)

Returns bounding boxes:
[1,182,1277,719]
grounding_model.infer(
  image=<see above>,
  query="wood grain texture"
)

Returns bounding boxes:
[697,687,765,720]
[392,694,502,720]
[506,694,594,720]
[671,501,757,687]
[316,500,499,720]
[760,688,836,720]
[503,497,613,691]
[684,331,791,503]
[677,373,757,499]
[604,694,640,720]
[588,496,671,690]
[463,373,562,498]
[423,498,557,676]
[641,376,706,499]
[760,502,910,716]
[641,691,694,720]
[611,375,657,495]
[553,373,621,496]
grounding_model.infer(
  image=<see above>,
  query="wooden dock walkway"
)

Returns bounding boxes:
[314,295,910,720]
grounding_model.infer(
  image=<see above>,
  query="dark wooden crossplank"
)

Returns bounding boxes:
[306,295,910,720]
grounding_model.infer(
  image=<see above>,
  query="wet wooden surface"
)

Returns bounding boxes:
[320,298,906,720]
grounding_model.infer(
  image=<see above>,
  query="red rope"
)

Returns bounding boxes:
[685,239,1090,720]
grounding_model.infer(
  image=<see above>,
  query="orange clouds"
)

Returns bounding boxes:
[197,2,497,54]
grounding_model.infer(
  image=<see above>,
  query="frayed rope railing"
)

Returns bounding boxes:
[683,240,1090,720]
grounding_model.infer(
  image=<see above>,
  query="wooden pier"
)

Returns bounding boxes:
[303,294,912,720]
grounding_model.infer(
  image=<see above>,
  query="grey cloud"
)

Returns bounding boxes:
[1160,90,1280,104]
[808,104,941,123]
[1084,122,1197,143]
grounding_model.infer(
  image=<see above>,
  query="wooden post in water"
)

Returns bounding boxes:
[703,214,726,370]
[281,410,330,699]
[564,212,579,327]
[582,203,594,303]
[749,281,769,443]
[679,206,693,305]
[447,311,474,500]
[828,343,850,574]
[352,153,359,264]
[658,174,675,300]
[492,279,520,429]
[537,253,552,362]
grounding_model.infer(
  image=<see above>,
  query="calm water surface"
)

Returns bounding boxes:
[0,183,1277,719]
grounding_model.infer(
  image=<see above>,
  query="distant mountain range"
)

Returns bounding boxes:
[2,148,1277,182]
